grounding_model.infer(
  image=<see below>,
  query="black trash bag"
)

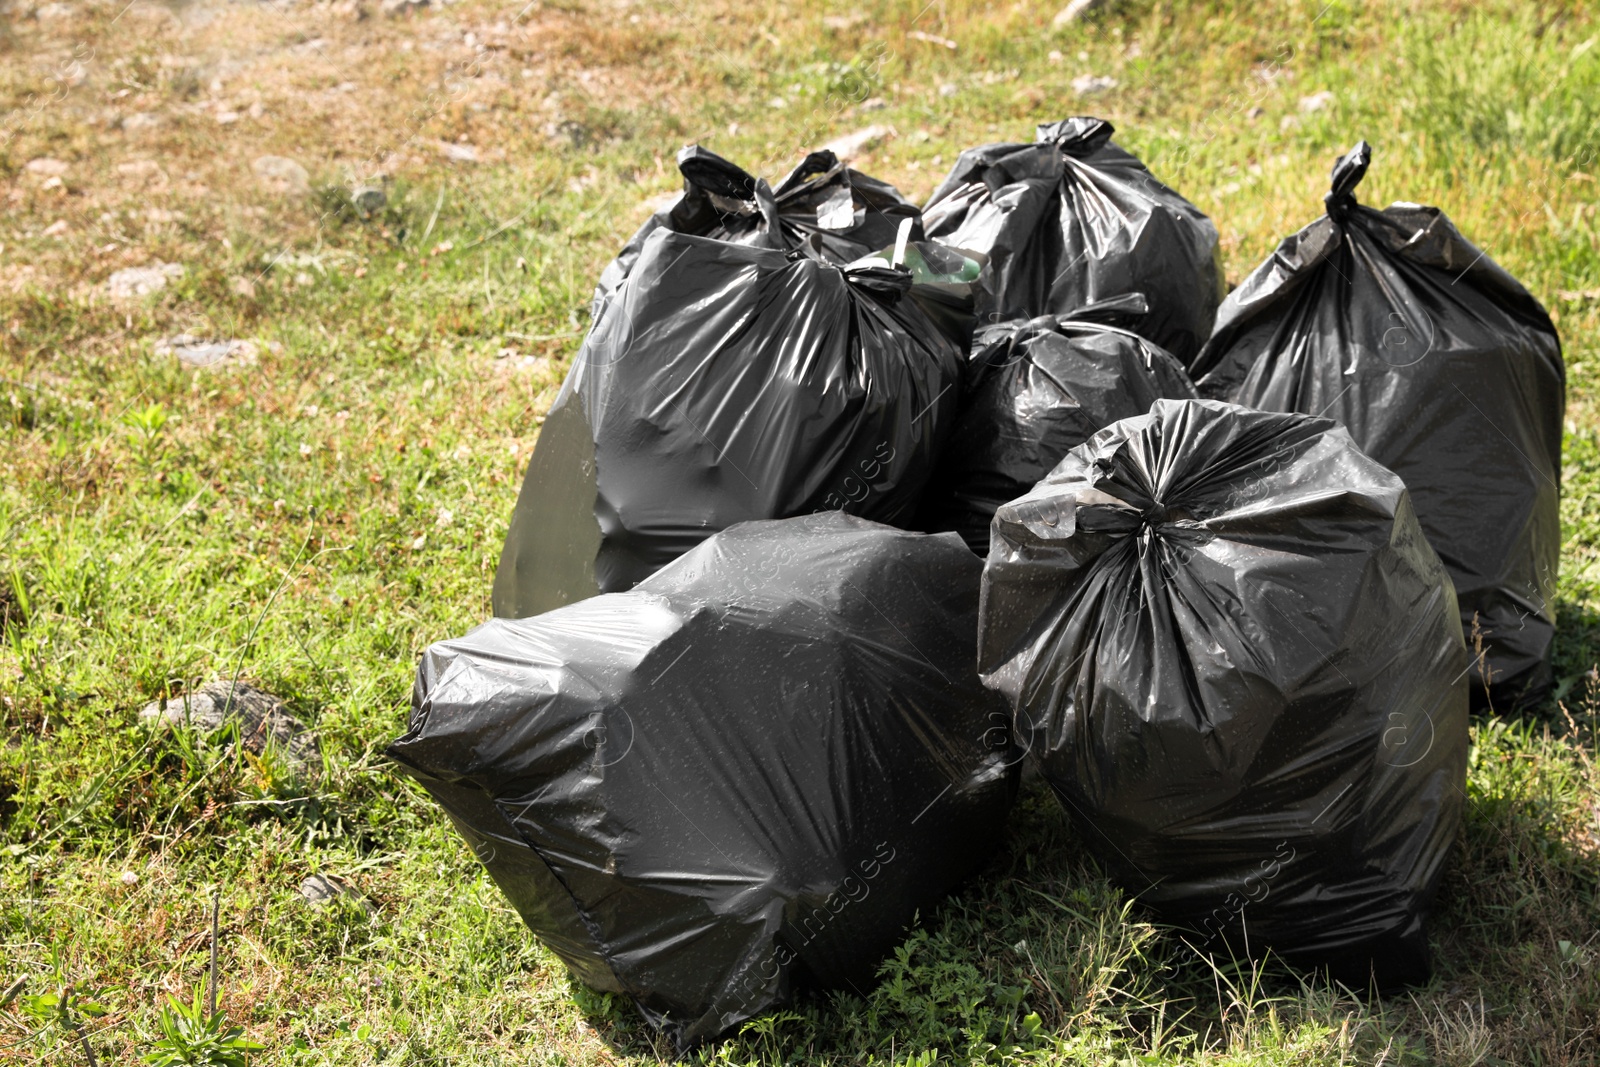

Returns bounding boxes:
[492,229,972,620]
[922,116,1223,365]
[917,293,1198,554]
[1191,142,1565,711]
[978,398,1468,988]
[592,145,924,320]
[391,513,1019,1051]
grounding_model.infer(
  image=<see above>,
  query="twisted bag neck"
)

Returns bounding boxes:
[1324,140,1372,225]
[675,144,781,230]
[1036,116,1116,158]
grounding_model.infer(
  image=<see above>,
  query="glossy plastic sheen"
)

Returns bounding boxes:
[592,145,924,321]
[392,514,1018,1051]
[922,116,1223,365]
[978,399,1468,988]
[492,230,969,620]
[918,294,1198,554]
[1192,142,1565,711]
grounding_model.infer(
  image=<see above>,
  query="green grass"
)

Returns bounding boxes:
[4,0,1600,1063]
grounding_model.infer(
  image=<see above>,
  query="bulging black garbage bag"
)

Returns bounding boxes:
[492,229,970,620]
[593,145,924,320]
[922,117,1222,365]
[391,513,1019,1051]
[1192,142,1565,711]
[978,399,1468,988]
[917,294,1198,554]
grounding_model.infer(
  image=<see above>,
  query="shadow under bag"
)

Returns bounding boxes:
[1192,142,1565,711]
[979,399,1468,988]
[391,514,1018,1052]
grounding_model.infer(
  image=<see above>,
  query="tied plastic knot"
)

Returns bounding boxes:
[1324,190,1358,224]
[1325,140,1372,225]
[1036,116,1116,158]
[1142,503,1194,527]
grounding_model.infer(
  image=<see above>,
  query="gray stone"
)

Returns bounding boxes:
[154,334,259,368]
[351,184,386,215]
[140,681,318,769]
[1298,90,1335,113]
[24,157,68,177]
[252,154,310,196]
[107,262,184,300]
[821,124,890,162]
[1071,73,1118,95]
[300,873,375,910]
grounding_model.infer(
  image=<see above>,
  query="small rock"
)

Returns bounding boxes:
[1052,0,1103,28]
[36,2,73,17]
[24,157,69,177]
[107,262,184,300]
[1279,114,1299,131]
[140,681,319,768]
[858,96,887,111]
[300,873,373,910]
[230,276,258,298]
[497,353,553,377]
[545,119,589,148]
[380,0,426,15]
[216,110,240,125]
[1298,90,1335,113]
[437,141,478,163]
[821,124,890,162]
[155,334,260,369]
[122,112,160,133]
[116,159,167,185]
[253,155,311,196]
[41,220,68,237]
[1246,106,1265,121]
[120,871,139,885]
[768,96,788,109]
[907,30,957,50]
[40,176,64,192]
[821,13,865,29]
[938,83,958,98]
[1071,73,1118,95]
[351,185,386,215]
[1047,49,1064,64]
[300,873,342,903]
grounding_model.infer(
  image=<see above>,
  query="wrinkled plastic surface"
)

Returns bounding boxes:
[918,294,1198,554]
[593,145,924,320]
[493,229,969,620]
[979,399,1468,988]
[1192,142,1565,710]
[922,117,1223,364]
[393,513,1019,1051]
